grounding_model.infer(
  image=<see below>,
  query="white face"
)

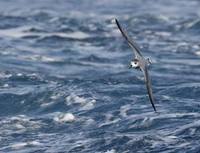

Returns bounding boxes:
[130,61,139,68]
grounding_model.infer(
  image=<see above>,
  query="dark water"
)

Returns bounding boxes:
[0,0,200,152]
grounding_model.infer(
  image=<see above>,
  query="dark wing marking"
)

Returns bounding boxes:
[141,65,157,112]
[115,18,143,57]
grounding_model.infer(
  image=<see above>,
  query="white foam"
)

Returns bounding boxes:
[105,149,116,153]
[99,114,121,128]
[10,115,29,122]
[0,73,12,79]
[50,93,62,100]
[0,26,29,38]
[66,93,87,105]
[65,93,96,110]
[64,31,90,39]
[151,135,178,148]
[120,104,131,118]
[81,99,96,110]
[15,123,25,129]
[185,19,200,29]
[3,84,9,88]
[85,118,95,125]
[192,45,199,50]
[11,141,42,150]
[4,115,43,131]
[155,31,171,37]
[157,14,170,22]
[0,26,90,39]
[162,95,171,100]
[11,142,27,149]
[174,119,200,135]
[40,101,56,108]
[24,54,63,63]
[40,56,62,62]
[195,51,200,56]
[17,73,23,77]
[20,100,25,104]
[148,112,200,122]
[54,113,75,123]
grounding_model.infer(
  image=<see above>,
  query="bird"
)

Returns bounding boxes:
[114,18,157,112]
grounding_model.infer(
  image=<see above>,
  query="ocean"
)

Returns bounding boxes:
[0,0,200,152]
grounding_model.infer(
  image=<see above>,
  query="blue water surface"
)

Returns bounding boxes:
[0,0,200,152]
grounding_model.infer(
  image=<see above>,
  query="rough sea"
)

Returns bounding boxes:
[0,0,200,152]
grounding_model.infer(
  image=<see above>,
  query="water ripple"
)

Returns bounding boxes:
[0,0,200,152]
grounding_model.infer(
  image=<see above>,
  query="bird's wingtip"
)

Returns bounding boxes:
[111,18,117,24]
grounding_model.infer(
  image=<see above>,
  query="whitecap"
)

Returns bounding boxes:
[17,73,23,77]
[173,119,200,135]
[195,51,200,56]
[184,19,200,29]
[149,112,200,122]
[0,115,44,132]
[50,93,62,100]
[3,84,9,88]
[40,101,57,108]
[0,26,90,39]
[162,95,172,100]
[66,93,87,105]
[155,31,171,37]
[40,56,62,62]
[0,26,30,38]
[63,31,90,39]
[157,14,170,22]
[0,73,12,79]
[151,135,178,148]
[192,45,199,50]
[11,141,42,150]
[23,54,63,63]
[81,99,96,110]
[99,114,121,128]
[105,149,116,153]
[53,113,76,123]
[120,104,131,118]
[11,142,27,149]
[15,123,25,129]
[65,93,96,110]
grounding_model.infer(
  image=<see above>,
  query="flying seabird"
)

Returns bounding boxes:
[114,18,157,112]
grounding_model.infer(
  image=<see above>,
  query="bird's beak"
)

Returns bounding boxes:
[128,64,132,69]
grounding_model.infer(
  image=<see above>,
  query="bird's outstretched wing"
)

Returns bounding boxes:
[115,18,157,112]
[141,65,157,112]
[114,18,143,58]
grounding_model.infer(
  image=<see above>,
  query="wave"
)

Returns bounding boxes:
[0,15,28,29]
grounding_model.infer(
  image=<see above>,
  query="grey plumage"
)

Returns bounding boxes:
[114,18,157,112]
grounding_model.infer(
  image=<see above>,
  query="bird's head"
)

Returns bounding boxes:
[129,59,139,69]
